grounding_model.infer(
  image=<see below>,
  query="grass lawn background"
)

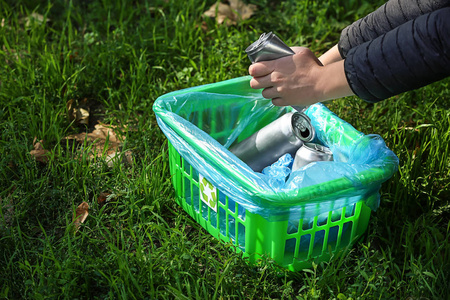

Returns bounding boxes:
[0,0,449,299]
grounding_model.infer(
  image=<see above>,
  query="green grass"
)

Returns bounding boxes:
[0,0,449,299]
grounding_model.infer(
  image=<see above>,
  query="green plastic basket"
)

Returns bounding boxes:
[168,143,371,271]
[155,76,384,271]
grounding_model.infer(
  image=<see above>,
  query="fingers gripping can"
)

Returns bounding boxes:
[229,112,316,172]
[292,143,334,171]
[245,32,307,113]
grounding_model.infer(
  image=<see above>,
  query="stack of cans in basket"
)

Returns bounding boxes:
[229,110,333,173]
[229,32,333,173]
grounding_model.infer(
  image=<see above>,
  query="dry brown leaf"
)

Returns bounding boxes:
[228,0,257,20]
[65,123,132,167]
[97,192,111,205]
[203,0,257,26]
[66,99,74,117]
[73,201,89,232]
[21,12,50,27]
[30,137,50,163]
[89,123,121,143]
[67,98,90,125]
[196,21,209,32]
[66,123,121,144]
[76,108,89,125]
[204,2,237,25]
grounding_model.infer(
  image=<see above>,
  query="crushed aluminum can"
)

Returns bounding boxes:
[229,111,315,172]
[245,32,306,113]
[292,143,334,171]
[245,32,295,63]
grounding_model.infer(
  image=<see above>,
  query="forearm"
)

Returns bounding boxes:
[339,0,450,58]
[317,60,354,101]
[344,7,450,103]
[318,45,342,65]
[316,46,354,101]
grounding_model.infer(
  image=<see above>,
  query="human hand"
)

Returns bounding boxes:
[249,47,353,106]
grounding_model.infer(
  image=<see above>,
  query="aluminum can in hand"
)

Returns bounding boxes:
[245,32,306,113]
[245,32,295,63]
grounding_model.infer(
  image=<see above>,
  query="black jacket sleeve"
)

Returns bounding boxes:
[343,7,450,103]
[338,0,450,58]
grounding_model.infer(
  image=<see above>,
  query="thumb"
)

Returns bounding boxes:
[290,46,306,54]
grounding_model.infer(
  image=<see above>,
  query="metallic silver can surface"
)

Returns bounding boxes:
[229,112,314,172]
[245,32,295,63]
[292,143,334,171]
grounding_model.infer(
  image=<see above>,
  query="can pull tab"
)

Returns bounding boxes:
[291,112,315,142]
[310,143,333,155]
[312,144,323,151]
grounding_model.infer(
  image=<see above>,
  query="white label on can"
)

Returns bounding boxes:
[199,174,217,212]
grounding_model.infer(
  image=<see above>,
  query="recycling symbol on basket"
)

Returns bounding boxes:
[199,174,217,212]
